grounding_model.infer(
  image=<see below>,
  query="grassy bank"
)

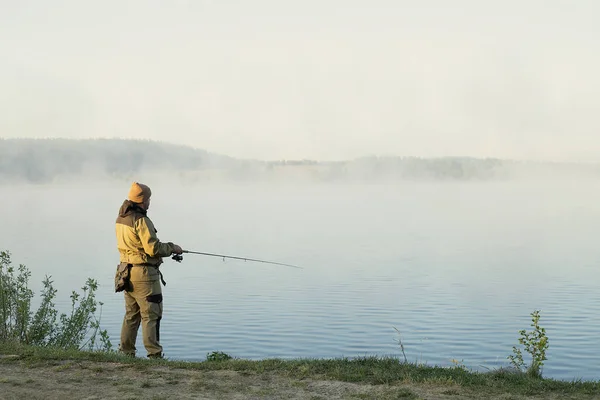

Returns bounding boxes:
[1,342,599,399]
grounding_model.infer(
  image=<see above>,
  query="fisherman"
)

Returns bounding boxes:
[115,182,183,358]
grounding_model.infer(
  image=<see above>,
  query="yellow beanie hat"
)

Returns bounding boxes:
[128,182,152,203]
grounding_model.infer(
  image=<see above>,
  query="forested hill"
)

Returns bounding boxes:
[0,138,598,184]
[0,138,238,183]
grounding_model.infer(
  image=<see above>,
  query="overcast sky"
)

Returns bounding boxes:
[1,0,599,161]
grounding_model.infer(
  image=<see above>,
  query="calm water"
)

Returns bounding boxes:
[2,179,600,381]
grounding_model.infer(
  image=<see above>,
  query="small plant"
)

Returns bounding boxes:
[393,327,408,363]
[508,310,549,378]
[206,351,232,362]
[450,358,467,371]
[0,251,34,342]
[28,276,59,345]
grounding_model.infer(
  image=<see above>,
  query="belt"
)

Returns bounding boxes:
[129,263,167,286]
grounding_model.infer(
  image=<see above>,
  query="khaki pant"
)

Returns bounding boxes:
[119,265,163,358]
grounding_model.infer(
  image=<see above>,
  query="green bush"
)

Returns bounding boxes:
[0,250,111,351]
[206,351,233,362]
[508,310,549,378]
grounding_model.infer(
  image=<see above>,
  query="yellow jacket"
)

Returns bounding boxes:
[115,200,175,272]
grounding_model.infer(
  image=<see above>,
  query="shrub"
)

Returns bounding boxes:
[0,250,111,351]
[206,351,232,362]
[508,310,549,378]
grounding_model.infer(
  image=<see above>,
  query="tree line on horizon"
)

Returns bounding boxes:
[0,138,597,183]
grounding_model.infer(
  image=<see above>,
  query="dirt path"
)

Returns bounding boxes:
[0,359,590,400]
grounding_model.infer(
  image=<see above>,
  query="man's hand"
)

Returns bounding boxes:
[172,244,183,255]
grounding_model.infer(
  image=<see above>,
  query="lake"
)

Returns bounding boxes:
[1,178,599,381]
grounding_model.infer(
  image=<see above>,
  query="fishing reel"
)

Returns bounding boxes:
[172,254,184,263]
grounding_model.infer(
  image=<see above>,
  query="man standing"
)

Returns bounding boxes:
[115,182,183,358]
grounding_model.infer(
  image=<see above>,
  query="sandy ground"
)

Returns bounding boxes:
[0,358,594,400]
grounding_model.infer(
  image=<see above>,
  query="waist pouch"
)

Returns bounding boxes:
[114,262,132,293]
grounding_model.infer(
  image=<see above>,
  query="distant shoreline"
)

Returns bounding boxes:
[1,138,598,184]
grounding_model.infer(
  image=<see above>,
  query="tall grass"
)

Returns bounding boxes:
[0,250,111,351]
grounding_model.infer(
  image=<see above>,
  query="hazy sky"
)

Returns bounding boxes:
[1,0,599,161]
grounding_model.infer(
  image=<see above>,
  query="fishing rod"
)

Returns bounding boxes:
[172,250,303,269]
